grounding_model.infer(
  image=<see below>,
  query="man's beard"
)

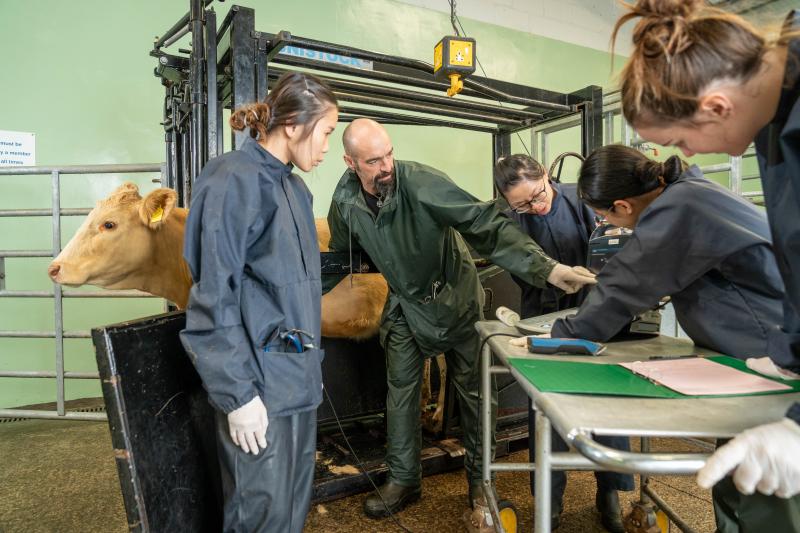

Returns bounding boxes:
[372,170,395,201]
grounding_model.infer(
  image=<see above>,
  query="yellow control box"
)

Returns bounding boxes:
[433,36,476,77]
[433,36,476,97]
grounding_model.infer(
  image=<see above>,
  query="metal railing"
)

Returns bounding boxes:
[0,163,164,421]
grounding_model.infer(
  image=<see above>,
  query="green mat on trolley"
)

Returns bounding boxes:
[506,355,800,398]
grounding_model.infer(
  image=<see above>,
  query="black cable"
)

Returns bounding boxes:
[448,0,461,37]
[322,386,415,533]
[650,477,713,505]
[452,14,532,157]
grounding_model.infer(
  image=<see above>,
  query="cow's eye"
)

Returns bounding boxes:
[102,221,116,230]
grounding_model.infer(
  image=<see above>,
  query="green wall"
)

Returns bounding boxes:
[0,0,715,408]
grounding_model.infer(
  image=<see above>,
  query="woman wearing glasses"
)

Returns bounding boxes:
[494,154,597,318]
[494,154,634,533]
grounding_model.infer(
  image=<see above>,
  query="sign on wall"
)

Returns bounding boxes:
[0,130,35,166]
[278,46,374,71]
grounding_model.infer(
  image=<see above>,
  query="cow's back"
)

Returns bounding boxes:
[316,219,388,339]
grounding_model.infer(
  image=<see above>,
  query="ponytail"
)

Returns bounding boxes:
[578,145,685,210]
[229,102,272,140]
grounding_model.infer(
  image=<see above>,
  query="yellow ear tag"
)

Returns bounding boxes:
[150,207,164,224]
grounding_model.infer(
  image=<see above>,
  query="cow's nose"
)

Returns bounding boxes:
[48,263,61,280]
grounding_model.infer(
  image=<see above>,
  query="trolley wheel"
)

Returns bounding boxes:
[497,500,518,533]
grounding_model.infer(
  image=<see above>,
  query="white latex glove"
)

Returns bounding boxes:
[746,357,800,380]
[697,418,800,498]
[546,264,597,294]
[227,396,268,455]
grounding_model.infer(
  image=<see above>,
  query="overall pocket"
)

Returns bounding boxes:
[255,347,324,414]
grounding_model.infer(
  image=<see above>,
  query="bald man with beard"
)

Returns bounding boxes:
[324,119,596,518]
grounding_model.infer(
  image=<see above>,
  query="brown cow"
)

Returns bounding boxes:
[48,182,388,339]
[49,182,445,429]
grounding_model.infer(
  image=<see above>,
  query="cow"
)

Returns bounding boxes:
[47,182,388,339]
[48,183,446,429]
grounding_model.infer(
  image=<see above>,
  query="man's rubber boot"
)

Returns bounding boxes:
[363,481,421,519]
[596,489,625,533]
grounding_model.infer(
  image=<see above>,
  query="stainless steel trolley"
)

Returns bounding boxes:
[477,311,800,533]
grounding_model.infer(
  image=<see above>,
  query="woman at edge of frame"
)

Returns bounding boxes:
[609,0,800,529]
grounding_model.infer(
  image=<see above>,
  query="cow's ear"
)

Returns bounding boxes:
[139,188,177,230]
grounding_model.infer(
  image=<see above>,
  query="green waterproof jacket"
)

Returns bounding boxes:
[325,160,557,355]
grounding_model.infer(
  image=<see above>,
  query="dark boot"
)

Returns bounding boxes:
[596,490,625,533]
[363,481,421,519]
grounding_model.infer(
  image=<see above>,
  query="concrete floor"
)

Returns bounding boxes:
[0,417,716,533]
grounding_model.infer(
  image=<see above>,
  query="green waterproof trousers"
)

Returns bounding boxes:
[712,476,800,533]
[382,311,497,486]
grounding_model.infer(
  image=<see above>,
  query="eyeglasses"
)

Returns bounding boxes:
[512,181,549,214]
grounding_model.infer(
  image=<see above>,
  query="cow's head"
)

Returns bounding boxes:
[48,183,178,289]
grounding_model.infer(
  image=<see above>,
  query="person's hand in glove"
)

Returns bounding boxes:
[697,418,800,498]
[227,395,268,455]
[746,357,800,380]
[547,264,597,294]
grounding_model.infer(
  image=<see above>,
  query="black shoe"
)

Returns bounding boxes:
[595,490,625,533]
[363,481,421,519]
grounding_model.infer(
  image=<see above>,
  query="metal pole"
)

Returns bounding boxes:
[640,436,651,504]
[481,341,505,533]
[0,371,99,379]
[206,8,221,160]
[604,111,614,145]
[0,163,161,175]
[51,170,65,416]
[642,485,699,533]
[534,408,552,533]
[730,155,742,195]
[541,132,549,169]
[481,342,493,488]
[189,0,205,192]
[0,409,107,421]
[621,118,632,147]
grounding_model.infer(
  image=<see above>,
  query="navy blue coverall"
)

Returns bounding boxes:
[551,167,785,359]
[708,17,800,533]
[180,137,323,533]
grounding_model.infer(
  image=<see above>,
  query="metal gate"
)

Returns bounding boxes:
[0,163,164,421]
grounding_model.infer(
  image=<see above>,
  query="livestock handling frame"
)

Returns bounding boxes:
[149,0,605,436]
[0,163,165,421]
[476,311,800,533]
[150,1,604,207]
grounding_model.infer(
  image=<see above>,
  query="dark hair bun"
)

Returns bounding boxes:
[632,0,702,20]
[662,155,686,183]
[634,159,663,190]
